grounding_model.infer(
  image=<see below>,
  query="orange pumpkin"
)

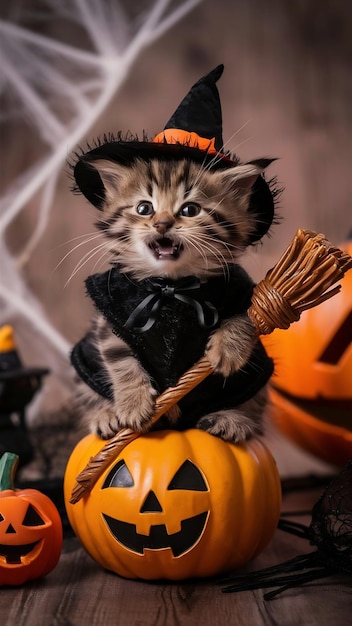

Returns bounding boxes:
[263,240,352,466]
[0,453,63,586]
[64,429,281,580]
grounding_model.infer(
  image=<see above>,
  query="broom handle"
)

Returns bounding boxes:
[102,356,215,452]
[145,356,213,424]
[69,356,214,503]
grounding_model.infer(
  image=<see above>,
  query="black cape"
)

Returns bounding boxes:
[71,266,273,429]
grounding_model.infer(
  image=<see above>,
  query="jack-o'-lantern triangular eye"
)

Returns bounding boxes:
[103,460,134,489]
[22,504,45,527]
[167,460,208,491]
[0,513,4,522]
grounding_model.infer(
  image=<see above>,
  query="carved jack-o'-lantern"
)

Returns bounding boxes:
[64,429,281,580]
[263,240,352,466]
[0,453,63,586]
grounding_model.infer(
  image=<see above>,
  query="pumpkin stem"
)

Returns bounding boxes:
[0,452,19,491]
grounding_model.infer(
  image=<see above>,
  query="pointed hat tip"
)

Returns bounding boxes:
[210,64,224,81]
[163,64,225,149]
[198,64,224,85]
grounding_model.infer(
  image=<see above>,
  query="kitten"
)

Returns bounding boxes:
[71,156,274,442]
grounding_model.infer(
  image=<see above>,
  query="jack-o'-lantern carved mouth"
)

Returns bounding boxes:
[102,511,208,557]
[0,540,41,564]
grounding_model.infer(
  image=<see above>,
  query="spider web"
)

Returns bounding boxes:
[0,0,201,398]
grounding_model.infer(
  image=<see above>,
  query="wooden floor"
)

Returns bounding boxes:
[2,482,351,626]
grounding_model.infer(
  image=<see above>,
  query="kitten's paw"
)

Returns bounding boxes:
[196,410,261,443]
[205,331,245,377]
[205,317,256,377]
[93,408,123,440]
[92,383,157,439]
[114,381,158,433]
[205,332,235,378]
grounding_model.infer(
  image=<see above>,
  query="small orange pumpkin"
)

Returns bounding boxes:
[64,429,281,580]
[0,452,63,586]
[263,240,352,466]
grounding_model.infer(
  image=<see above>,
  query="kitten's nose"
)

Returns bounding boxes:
[153,217,174,235]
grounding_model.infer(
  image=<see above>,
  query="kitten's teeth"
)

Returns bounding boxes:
[149,238,182,260]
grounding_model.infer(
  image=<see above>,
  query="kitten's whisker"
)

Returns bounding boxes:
[90,248,112,275]
[183,238,212,272]
[193,238,234,270]
[195,234,240,258]
[219,121,252,156]
[187,227,240,260]
[65,244,105,287]
[193,123,251,182]
[65,242,108,286]
[229,136,254,153]
[183,224,245,253]
[54,230,101,249]
[184,232,233,278]
[223,120,251,145]
[53,232,104,273]
[201,150,228,175]
[191,159,209,188]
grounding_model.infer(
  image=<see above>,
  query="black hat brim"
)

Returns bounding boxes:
[74,141,275,243]
[74,140,236,208]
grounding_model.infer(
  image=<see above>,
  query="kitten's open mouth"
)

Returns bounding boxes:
[149,238,183,261]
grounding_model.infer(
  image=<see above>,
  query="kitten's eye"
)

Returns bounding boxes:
[180,203,201,217]
[137,201,154,216]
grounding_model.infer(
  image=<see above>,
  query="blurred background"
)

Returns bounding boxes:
[0,0,351,478]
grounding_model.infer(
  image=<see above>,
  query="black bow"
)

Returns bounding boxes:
[124,277,219,333]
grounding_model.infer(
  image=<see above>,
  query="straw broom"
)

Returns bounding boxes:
[70,229,352,504]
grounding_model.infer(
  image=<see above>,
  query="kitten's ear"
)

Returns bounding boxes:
[74,157,127,209]
[216,158,276,243]
[88,159,126,205]
[217,162,268,193]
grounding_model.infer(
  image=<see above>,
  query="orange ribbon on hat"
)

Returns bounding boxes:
[152,129,218,154]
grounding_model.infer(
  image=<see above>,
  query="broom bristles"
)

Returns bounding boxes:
[70,229,352,503]
[248,229,352,335]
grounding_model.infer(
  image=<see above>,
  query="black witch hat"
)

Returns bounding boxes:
[73,65,275,243]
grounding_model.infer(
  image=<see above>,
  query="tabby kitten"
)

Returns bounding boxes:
[72,156,273,442]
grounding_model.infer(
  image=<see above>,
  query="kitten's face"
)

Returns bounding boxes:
[91,158,262,280]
